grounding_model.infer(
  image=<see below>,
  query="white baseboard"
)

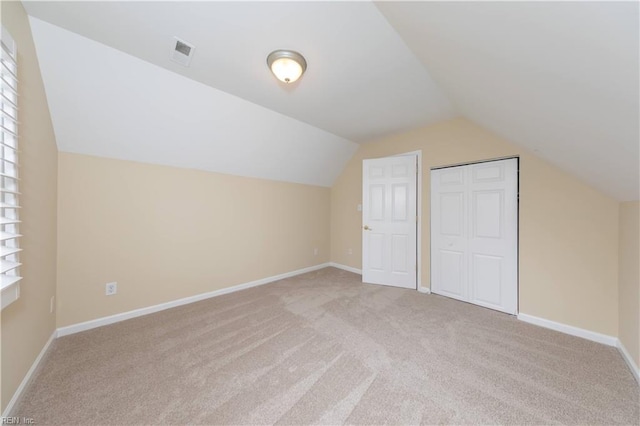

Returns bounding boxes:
[516,313,640,384]
[617,339,640,384]
[2,330,57,417]
[418,286,431,294]
[517,313,617,346]
[329,262,362,275]
[57,263,331,337]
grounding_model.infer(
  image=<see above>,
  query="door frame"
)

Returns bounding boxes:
[392,150,422,291]
[429,155,520,312]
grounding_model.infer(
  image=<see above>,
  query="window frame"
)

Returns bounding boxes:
[1,25,22,310]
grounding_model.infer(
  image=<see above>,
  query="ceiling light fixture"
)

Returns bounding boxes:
[267,50,307,84]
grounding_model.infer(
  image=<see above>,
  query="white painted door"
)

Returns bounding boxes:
[431,158,518,314]
[362,155,417,289]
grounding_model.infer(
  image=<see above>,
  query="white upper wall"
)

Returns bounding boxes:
[29,17,358,187]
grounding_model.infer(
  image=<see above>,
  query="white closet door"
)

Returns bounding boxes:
[431,158,518,314]
[430,166,468,302]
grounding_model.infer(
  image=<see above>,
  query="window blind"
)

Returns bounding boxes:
[0,28,21,296]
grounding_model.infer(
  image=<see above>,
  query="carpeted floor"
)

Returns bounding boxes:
[14,267,639,425]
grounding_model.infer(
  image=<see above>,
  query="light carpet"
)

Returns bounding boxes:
[14,267,639,425]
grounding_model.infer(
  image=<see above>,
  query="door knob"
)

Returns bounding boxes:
[363,225,372,231]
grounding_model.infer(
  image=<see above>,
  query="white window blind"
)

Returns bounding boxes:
[0,26,21,309]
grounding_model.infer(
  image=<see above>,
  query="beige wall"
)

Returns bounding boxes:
[619,201,639,367]
[1,1,58,412]
[331,118,620,336]
[57,153,330,327]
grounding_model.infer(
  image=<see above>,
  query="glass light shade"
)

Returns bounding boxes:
[271,58,303,83]
[267,50,307,84]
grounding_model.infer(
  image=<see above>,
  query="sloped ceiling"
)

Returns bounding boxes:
[21,1,640,199]
[28,17,358,187]
[376,1,639,201]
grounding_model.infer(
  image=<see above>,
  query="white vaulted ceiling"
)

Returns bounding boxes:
[21,1,640,198]
[377,1,639,200]
[28,17,358,187]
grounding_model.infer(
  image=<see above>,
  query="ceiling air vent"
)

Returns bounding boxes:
[170,37,195,67]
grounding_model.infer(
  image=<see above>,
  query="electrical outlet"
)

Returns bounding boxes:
[348,248,353,255]
[50,296,54,313]
[105,282,117,296]
[313,248,318,256]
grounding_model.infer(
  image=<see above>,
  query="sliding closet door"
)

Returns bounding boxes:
[431,158,518,315]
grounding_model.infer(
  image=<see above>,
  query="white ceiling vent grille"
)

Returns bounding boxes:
[170,37,195,67]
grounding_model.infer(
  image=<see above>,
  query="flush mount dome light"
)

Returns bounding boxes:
[267,50,307,83]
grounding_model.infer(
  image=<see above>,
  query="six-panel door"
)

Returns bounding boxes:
[362,155,417,289]
[431,158,518,314]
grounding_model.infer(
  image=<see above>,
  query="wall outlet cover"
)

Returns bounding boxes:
[106,282,117,296]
